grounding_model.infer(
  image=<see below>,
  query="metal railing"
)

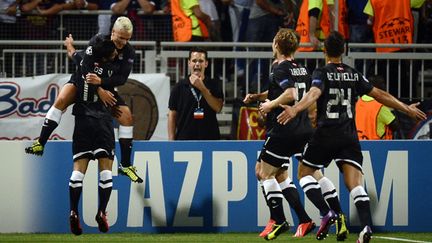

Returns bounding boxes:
[2,41,432,101]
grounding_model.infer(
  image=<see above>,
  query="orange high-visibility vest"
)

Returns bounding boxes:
[171,0,209,42]
[296,0,331,52]
[337,0,349,39]
[370,0,413,52]
[355,98,393,140]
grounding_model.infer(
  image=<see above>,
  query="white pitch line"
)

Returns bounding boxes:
[374,236,432,243]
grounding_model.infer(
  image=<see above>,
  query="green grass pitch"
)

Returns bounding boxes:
[1,232,432,242]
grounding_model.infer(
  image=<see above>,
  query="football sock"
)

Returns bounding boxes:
[118,125,133,167]
[319,177,343,214]
[39,107,62,146]
[69,170,84,213]
[300,175,331,216]
[280,177,311,223]
[98,170,113,213]
[263,178,285,224]
[351,185,373,228]
[260,180,275,220]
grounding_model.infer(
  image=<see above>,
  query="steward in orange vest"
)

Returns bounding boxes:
[355,96,395,140]
[171,0,209,42]
[296,0,331,51]
[364,0,413,52]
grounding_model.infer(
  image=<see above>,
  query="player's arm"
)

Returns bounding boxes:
[259,88,296,114]
[168,110,177,140]
[368,87,427,121]
[243,91,268,104]
[277,86,322,125]
[100,51,134,88]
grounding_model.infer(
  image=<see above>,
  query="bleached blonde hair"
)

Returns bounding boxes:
[113,16,133,34]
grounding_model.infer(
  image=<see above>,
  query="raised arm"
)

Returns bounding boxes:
[368,87,427,121]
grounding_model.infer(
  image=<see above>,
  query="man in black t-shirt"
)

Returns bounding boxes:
[168,47,224,140]
[277,31,427,243]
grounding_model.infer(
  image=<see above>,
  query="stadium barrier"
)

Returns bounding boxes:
[0,140,431,233]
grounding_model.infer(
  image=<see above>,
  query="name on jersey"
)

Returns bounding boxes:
[326,72,359,81]
[290,67,307,76]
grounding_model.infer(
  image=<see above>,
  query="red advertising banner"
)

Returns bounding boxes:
[236,106,266,140]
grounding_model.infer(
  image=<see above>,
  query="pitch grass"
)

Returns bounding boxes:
[1,232,432,243]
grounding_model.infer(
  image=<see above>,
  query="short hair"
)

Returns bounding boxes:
[92,39,116,60]
[274,28,299,56]
[188,47,208,60]
[113,16,133,34]
[367,74,386,90]
[324,31,345,58]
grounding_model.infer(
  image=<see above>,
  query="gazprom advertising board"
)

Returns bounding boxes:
[0,140,431,233]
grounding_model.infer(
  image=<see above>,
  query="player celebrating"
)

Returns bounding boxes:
[277,31,426,243]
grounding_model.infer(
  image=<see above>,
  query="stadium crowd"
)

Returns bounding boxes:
[0,0,432,45]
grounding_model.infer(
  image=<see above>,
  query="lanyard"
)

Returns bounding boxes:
[190,87,202,108]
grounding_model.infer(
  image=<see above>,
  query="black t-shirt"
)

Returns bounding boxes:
[266,60,314,137]
[312,63,373,130]
[168,77,224,140]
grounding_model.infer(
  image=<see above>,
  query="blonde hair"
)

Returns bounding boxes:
[113,16,133,34]
[274,28,299,56]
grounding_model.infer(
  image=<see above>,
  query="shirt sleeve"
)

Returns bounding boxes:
[71,50,84,65]
[363,0,373,17]
[168,83,180,111]
[274,66,295,90]
[378,106,396,125]
[311,68,325,91]
[80,46,97,77]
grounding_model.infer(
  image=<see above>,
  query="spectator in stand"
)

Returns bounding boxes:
[63,0,99,10]
[346,0,373,72]
[170,0,214,42]
[20,0,66,75]
[327,0,348,39]
[245,0,289,93]
[0,0,18,39]
[97,0,116,35]
[111,0,160,40]
[199,0,221,41]
[419,0,432,44]
[0,0,18,76]
[356,75,401,140]
[226,0,252,43]
[296,0,330,52]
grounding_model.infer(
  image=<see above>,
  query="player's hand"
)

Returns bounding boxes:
[97,88,117,107]
[259,99,272,114]
[407,102,427,121]
[243,93,257,104]
[277,104,297,125]
[110,105,122,118]
[64,34,74,47]
[86,73,102,85]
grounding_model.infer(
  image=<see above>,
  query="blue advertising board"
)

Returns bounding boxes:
[0,140,431,233]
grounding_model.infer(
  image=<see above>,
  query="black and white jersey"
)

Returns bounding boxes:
[267,59,314,137]
[312,63,373,128]
[72,46,114,119]
[87,34,135,89]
